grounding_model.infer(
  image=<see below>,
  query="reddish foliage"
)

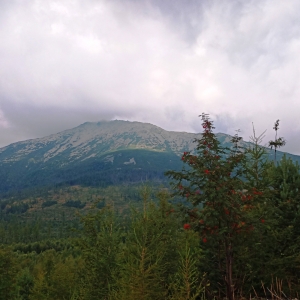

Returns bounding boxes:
[183,223,191,230]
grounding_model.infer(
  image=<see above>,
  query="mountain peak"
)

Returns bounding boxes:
[0,120,201,164]
[0,119,299,194]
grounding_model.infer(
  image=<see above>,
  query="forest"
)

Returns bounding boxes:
[1,115,300,300]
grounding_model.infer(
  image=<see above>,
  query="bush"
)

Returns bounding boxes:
[63,200,85,209]
[6,203,29,214]
[42,200,57,208]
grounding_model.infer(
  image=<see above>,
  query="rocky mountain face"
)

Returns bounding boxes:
[0,120,202,165]
[0,120,298,194]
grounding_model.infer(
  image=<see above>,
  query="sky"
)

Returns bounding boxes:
[1,0,300,154]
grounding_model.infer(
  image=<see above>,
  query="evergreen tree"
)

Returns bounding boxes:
[0,248,18,300]
[269,119,286,164]
[112,187,180,300]
[267,155,300,290]
[16,267,34,300]
[78,206,121,299]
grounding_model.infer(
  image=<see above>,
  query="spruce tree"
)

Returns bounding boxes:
[267,155,300,289]
[0,248,18,300]
[269,119,286,164]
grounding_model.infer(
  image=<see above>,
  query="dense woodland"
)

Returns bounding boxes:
[1,116,300,299]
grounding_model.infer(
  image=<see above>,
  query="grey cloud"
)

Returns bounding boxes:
[0,97,145,147]
[0,0,300,155]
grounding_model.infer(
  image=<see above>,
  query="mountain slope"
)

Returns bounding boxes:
[0,120,299,194]
[0,120,202,164]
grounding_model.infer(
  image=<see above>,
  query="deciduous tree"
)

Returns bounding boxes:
[166,113,266,300]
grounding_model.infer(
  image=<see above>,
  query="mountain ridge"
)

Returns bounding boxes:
[0,120,298,195]
[0,120,204,164]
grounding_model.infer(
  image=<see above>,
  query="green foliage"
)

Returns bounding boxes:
[42,200,57,208]
[269,119,286,164]
[169,230,206,300]
[166,113,269,300]
[0,199,9,210]
[16,267,34,300]
[2,117,300,299]
[244,125,273,189]
[63,200,85,209]
[26,249,83,300]
[113,188,178,299]
[96,200,106,209]
[0,148,182,195]
[270,155,300,202]
[78,206,122,299]
[265,155,300,290]
[5,202,29,214]
[0,248,18,300]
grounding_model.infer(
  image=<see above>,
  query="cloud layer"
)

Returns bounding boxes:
[1,0,300,154]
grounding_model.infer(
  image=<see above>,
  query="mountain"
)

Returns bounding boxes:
[0,120,299,195]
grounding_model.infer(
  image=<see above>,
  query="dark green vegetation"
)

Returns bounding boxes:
[0,148,182,196]
[1,118,300,299]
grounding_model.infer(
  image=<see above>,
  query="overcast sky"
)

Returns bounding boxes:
[1,0,300,154]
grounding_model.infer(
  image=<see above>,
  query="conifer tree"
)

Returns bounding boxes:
[269,119,286,164]
[0,248,18,300]
[234,125,275,293]
[113,187,179,300]
[267,155,300,286]
[78,206,121,299]
[170,229,205,300]
[16,267,34,300]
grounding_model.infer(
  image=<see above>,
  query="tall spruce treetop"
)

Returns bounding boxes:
[269,119,286,164]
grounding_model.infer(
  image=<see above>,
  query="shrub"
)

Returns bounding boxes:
[63,200,85,209]
[42,200,57,208]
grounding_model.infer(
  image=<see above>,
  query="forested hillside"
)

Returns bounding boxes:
[1,116,300,299]
[0,120,300,196]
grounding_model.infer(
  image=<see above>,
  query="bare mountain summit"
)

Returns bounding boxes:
[0,120,203,165]
[0,120,298,194]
